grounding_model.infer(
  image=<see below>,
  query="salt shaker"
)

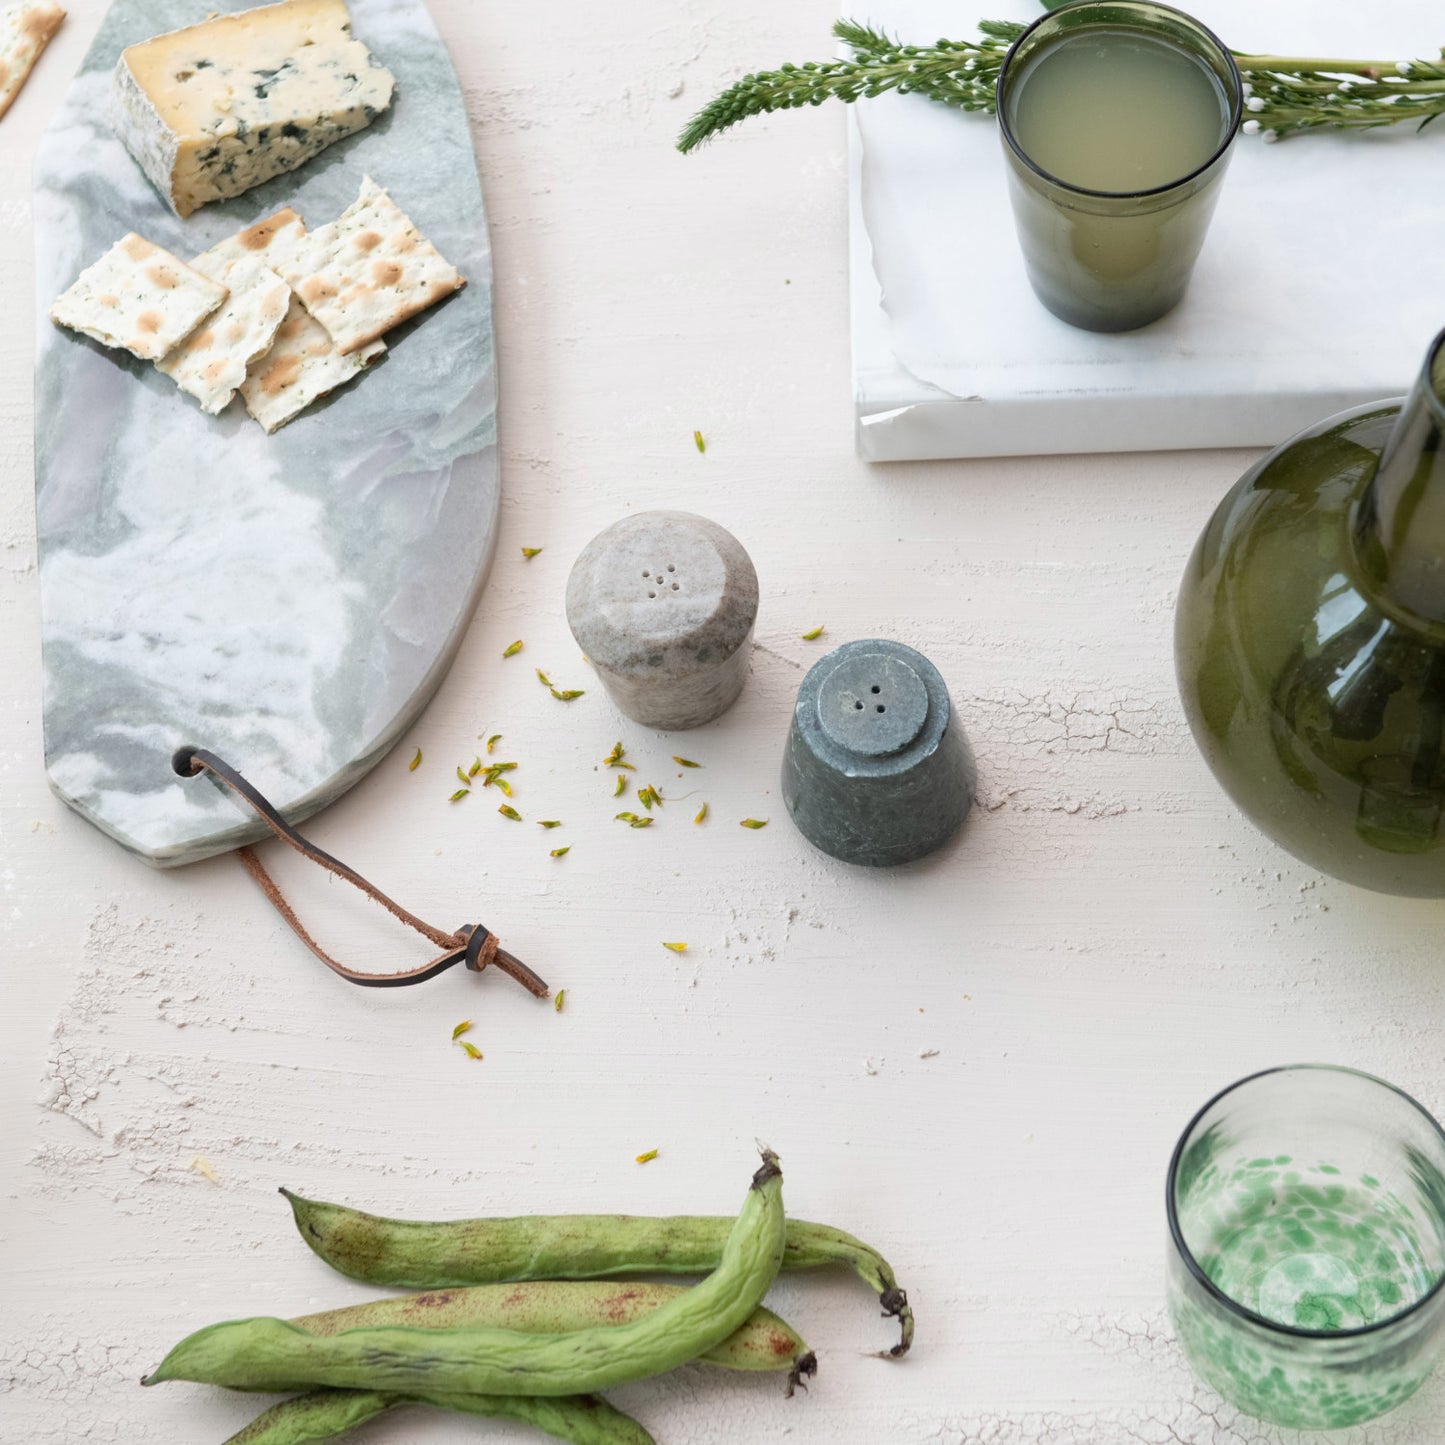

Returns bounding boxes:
[782,639,974,866]
[565,511,759,730]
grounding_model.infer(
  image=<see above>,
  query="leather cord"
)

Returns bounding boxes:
[175,748,548,996]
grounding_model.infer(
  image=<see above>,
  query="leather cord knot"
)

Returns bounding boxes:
[176,748,548,996]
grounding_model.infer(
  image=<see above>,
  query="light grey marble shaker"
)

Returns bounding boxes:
[566,512,759,730]
[783,639,975,866]
[33,0,499,867]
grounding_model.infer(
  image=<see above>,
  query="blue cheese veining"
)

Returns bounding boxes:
[109,0,395,219]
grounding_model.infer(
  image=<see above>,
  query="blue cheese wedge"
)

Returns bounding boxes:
[109,0,395,219]
[50,233,227,362]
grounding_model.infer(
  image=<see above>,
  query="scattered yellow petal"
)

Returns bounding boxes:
[537,820,563,829]
[613,774,627,797]
[672,756,702,768]
[452,1019,473,1040]
[694,803,708,825]
[190,1157,219,1183]
[554,989,566,1011]
[604,741,627,768]
[448,788,470,802]
[456,765,470,785]
[550,846,571,857]
[536,668,553,687]
[636,1148,659,1164]
[740,818,769,829]
[407,748,422,772]
[615,811,641,823]
[495,777,514,798]
[630,818,654,828]
[551,688,585,701]
[468,757,483,777]
[662,941,687,953]
[522,547,543,559]
[801,626,825,641]
[499,804,522,821]
[693,429,705,453]
[487,734,502,754]
[459,1040,484,1061]
[502,640,523,658]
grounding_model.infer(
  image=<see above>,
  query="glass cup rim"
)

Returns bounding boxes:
[1166,1063,1445,1340]
[995,0,1244,201]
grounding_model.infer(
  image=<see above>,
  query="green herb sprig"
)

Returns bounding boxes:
[678,17,1445,151]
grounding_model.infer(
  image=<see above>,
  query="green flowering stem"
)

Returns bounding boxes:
[677,18,1445,151]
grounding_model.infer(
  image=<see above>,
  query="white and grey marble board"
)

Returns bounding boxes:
[33,0,498,868]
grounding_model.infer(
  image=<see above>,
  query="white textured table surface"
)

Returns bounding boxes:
[3,4,1444,1443]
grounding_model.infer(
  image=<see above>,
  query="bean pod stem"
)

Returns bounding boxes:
[283,1188,914,1355]
[144,1151,788,1397]
[224,1388,655,1445]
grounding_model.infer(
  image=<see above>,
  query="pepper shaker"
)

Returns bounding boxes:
[782,639,974,866]
[565,511,759,731]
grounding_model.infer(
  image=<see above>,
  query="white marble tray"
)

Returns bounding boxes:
[33,0,498,867]
[852,0,1445,459]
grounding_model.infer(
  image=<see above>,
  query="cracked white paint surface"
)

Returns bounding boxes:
[3,2,1445,1442]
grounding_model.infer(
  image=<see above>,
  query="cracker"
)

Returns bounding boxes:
[201,206,309,273]
[0,2,64,123]
[49,232,227,362]
[275,176,465,355]
[156,252,291,415]
[239,295,384,433]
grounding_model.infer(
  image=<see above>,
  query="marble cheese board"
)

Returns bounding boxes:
[32,0,498,868]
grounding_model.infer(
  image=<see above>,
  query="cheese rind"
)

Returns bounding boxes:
[50,233,227,362]
[109,0,394,218]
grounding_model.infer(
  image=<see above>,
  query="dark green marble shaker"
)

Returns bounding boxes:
[1176,327,1445,896]
[782,640,974,866]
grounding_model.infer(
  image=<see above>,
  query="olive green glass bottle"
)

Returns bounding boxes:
[1176,329,1445,896]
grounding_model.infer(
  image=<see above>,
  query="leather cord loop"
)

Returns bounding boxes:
[176,748,547,996]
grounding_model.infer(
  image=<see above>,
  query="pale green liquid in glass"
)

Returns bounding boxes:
[1007,28,1228,191]
[1196,1166,1436,1332]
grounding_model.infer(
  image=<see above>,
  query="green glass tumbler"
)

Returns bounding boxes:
[996,0,1241,332]
[1176,329,1445,896]
[1168,1066,1445,1429]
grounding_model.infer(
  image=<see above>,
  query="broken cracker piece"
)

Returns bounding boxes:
[0,2,64,123]
[50,233,226,362]
[274,176,464,355]
[240,295,383,433]
[201,206,309,273]
[157,249,290,415]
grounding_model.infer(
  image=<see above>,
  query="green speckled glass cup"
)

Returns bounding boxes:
[1168,1066,1445,1429]
[996,0,1241,332]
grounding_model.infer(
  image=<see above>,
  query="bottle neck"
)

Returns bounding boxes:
[1353,331,1445,632]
